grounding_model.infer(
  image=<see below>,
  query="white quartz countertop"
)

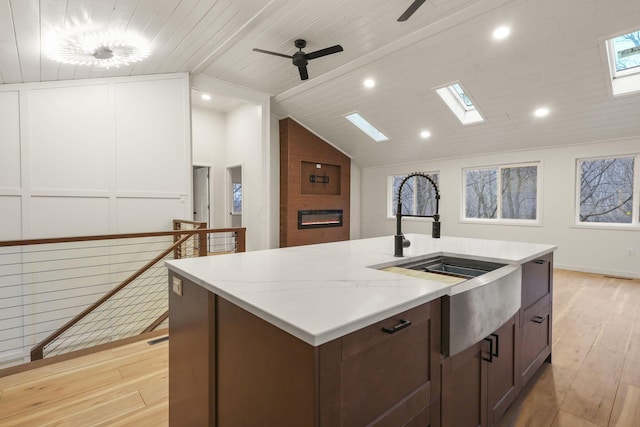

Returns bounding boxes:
[165,235,556,346]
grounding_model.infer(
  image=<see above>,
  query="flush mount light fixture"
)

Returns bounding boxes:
[201,93,212,101]
[534,107,550,117]
[493,26,511,40]
[420,130,431,139]
[44,28,151,69]
[363,78,376,88]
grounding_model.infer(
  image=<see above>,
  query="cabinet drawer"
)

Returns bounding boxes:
[340,302,436,426]
[521,297,551,385]
[522,253,552,309]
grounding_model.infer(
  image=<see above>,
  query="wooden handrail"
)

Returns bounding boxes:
[0,227,246,247]
[173,219,207,229]
[29,231,196,360]
[23,226,246,360]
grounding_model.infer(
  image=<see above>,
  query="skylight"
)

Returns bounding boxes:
[434,82,485,125]
[345,112,389,142]
[604,30,640,96]
[450,83,475,110]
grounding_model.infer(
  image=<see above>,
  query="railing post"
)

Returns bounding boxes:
[173,220,181,259]
[30,346,44,361]
[236,229,246,253]
[198,230,207,257]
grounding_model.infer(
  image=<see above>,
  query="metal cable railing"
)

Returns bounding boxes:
[0,225,246,369]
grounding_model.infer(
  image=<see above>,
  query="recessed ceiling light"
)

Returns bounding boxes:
[534,107,550,117]
[363,78,375,88]
[420,130,431,139]
[493,26,510,40]
[201,93,211,101]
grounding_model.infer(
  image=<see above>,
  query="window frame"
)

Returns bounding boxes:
[602,29,640,97]
[460,162,542,226]
[387,172,440,219]
[574,153,640,230]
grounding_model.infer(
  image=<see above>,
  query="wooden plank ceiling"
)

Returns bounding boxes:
[1,0,640,167]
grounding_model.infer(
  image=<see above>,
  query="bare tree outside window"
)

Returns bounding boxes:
[232,183,242,214]
[391,174,439,216]
[464,164,538,220]
[502,166,537,219]
[465,169,497,219]
[579,157,634,223]
[612,31,640,72]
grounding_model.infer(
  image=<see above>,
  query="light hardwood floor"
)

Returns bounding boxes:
[0,337,168,426]
[501,269,640,427]
[0,270,638,426]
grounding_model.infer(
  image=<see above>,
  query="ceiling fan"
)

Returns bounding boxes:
[398,0,426,21]
[253,39,343,81]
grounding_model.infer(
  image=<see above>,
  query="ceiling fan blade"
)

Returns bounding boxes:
[252,48,293,59]
[397,0,426,21]
[298,66,309,80]
[305,45,344,60]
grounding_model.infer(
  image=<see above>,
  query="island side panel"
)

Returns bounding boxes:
[168,273,216,427]
[216,297,317,426]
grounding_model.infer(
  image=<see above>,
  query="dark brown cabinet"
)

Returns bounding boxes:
[487,314,520,426]
[519,253,553,387]
[169,273,441,427]
[441,313,519,427]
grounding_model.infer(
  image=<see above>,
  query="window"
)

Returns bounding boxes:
[389,173,440,217]
[463,163,539,222]
[577,155,639,225]
[232,183,242,214]
[604,29,640,96]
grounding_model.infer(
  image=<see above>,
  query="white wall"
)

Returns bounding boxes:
[191,74,272,251]
[192,106,226,228]
[0,73,191,365]
[226,104,269,251]
[270,113,280,248]
[350,161,362,240]
[360,138,640,278]
[0,73,192,240]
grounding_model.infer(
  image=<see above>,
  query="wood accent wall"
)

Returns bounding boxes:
[280,118,350,247]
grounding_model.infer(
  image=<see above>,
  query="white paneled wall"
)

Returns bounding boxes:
[0,73,191,240]
[0,73,191,365]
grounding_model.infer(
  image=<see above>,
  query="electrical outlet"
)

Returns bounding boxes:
[626,248,635,257]
[172,277,183,296]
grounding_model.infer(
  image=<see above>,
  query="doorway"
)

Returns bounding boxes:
[193,166,210,226]
[227,165,242,228]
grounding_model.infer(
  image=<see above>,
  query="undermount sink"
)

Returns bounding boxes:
[394,256,506,279]
[378,255,522,357]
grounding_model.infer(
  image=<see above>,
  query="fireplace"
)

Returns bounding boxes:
[298,210,343,229]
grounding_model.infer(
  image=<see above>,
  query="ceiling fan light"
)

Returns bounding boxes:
[44,28,151,69]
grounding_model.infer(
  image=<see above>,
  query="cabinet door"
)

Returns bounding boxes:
[441,341,488,427]
[487,313,520,426]
[521,297,551,386]
[333,301,440,427]
[522,253,553,309]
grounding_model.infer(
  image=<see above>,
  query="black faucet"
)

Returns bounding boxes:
[394,172,441,257]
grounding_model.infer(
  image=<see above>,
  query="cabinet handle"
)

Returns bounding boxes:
[382,319,412,334]
[491,333,499,358]
[532,315,545,324]
[483,337,494,363]
[533,259,547,264]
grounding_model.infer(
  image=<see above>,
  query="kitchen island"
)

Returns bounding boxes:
[166,234,556,426]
